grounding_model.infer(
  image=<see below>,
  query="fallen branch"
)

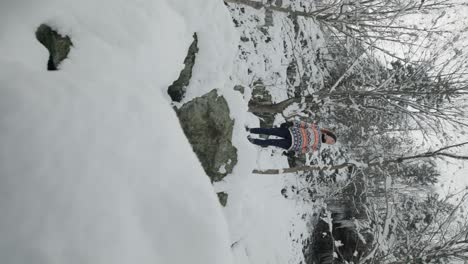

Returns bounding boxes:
[252,162,355,174]
[253,142,468,175]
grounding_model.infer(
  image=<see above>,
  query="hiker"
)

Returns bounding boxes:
[247,121,336,156]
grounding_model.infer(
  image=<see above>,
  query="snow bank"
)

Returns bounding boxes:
[0,0,236,263]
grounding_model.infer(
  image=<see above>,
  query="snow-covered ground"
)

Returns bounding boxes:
[0,0,322,263]
[0,0,237,263]
[6,0,465,263]
[215,4,330,264]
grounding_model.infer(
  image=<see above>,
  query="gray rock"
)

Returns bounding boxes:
[35,24,73,71]
[250,80,275,128]
[168,33,198,102]
[234,85,245,95]
[177,89,238,182]
[217,192,228,207]
[251,80,272,103]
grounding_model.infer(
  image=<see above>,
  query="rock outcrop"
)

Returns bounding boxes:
[35,24,73,70]
[176,89,237,182]
[250,79,275,128]
[167,33,198,102]
[217,192,228,207]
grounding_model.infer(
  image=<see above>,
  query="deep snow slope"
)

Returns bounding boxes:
[0,0,237,263]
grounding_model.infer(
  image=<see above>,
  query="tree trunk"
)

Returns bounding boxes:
[252,142,468,175]
[247,97,301,113]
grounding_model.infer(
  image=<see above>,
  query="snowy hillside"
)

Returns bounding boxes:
[0,0,237,263]
[0,0,332,262]
[6,0,466,263]
[217,3,331,264]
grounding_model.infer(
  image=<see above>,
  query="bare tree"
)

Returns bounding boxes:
[253,142,468,174]
[359,186,468,264]
[230,0,468,135]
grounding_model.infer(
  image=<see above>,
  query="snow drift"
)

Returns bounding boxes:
[0,0,237,263]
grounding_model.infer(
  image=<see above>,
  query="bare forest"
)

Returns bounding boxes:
[226,0,468,263]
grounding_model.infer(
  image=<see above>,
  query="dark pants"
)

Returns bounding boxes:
[249,127,292,150]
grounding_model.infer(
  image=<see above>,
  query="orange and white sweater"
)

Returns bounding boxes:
[288,121,322,154]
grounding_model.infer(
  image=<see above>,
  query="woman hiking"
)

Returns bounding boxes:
[247,121,336,156]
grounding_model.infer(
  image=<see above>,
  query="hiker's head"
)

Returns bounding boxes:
[321,129,337,145]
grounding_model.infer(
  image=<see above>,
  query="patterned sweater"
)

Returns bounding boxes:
[288,121,322,154]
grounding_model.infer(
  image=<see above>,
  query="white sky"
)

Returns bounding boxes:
[376,3,468,196]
